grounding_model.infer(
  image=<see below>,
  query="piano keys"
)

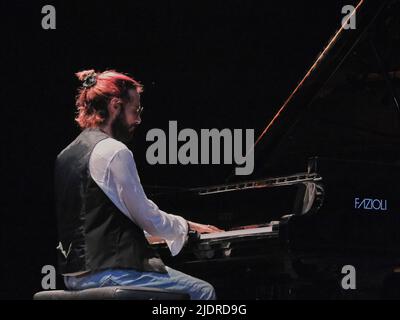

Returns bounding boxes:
[150,224,278,260]
[199,225,275,242]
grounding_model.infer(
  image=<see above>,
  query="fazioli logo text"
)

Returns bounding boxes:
[354,198,387,211]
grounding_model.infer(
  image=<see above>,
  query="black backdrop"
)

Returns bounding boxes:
[1,0,360,299]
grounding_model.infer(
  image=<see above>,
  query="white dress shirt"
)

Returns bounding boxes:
[89,137,189,256]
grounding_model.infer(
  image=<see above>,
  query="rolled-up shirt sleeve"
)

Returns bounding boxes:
[89,140,188,256]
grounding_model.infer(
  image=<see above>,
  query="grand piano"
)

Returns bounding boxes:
[149,0,400,299]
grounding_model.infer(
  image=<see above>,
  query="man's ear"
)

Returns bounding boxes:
[108,97,122,115]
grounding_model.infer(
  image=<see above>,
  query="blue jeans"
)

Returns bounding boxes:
[64,266,216,300]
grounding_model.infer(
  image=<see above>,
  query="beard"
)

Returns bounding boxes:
[111,109,136,144]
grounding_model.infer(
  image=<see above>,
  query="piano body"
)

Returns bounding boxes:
[150,0,400,299]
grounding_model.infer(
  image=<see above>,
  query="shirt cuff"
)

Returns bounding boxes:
[165,216,189,256]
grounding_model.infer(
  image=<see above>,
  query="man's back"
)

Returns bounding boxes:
[55,128,166,275]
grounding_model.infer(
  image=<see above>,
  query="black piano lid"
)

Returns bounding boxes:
[235,0,400,181]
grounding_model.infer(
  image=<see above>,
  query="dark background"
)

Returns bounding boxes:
[2,0,399,299]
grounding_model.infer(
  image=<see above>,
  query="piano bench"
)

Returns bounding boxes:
[33,286,190,300]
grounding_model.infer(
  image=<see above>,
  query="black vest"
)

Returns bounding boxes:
[55,128,166,274]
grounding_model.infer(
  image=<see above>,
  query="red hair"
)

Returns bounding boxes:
[74,69,143,129]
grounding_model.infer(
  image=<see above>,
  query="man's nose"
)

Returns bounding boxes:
[134,115,142,125]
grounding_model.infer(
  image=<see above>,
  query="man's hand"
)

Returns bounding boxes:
[187,221,224,234]
[146,221,224,245]
[146,235,165,244]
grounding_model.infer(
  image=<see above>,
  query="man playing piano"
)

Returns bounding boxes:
[54,69,222,300]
